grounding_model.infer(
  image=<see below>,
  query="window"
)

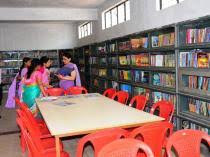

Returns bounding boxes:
[78,22,92,39]
[157,0,185,10]
[102,0,130,30]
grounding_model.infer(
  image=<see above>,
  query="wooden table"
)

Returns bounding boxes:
[36,93,164,157]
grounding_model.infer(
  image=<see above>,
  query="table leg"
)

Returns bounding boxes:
[56,136,61,157]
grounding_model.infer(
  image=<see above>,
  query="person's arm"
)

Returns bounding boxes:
[57,70,76,81]
[36,72,47,96]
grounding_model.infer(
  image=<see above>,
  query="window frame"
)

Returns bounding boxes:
[159,0,183,10]
[78,22,93,39]
[102,0,130,30]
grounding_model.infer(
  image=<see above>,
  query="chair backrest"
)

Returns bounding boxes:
[66,86,88,95]
[166,129,210,157]
[45,88,65,96]
[111,91,129,104]
[17,102,43,137]
[129,95,147,110]
[150,100,174,122]
[16,115,44,157]
[76,128,128,157]
[103,88,116,98]
[129,121,173,157]
[98,138,154,157]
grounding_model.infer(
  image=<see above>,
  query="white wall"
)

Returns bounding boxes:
[0,8,98,21]
[78,0,210,46]
[0,22,77,51]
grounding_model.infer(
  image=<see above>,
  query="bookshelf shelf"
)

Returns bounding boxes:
[149,67,176,72]
[149,85,176,94]
[179,112,210,128]
[150,46,175,52]
[118,66,131,69]
[179,91,210,102]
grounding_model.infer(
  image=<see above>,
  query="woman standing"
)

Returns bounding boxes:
[22,58,47,116]
[40,56,53,89]
[18,57,32,98]
[5,57,31,108]
[57,53,81,90]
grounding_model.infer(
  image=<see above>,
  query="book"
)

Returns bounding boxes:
[141,71,149,83]
[119,56,128,65]
[131,39,141,49]
[197,53,209,68]
[152,36,159,47]
[153,73,160,85]
[153,92,162,102]
[120,84,132,94]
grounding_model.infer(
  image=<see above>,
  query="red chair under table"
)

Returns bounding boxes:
[65,86,88,95]
[103,88,116,98]
[150,100,174,122]
[98,138,154,157]
[45,88,65,96]
[15,98,51,138]
[129,95,147,110]
[76,128,128,157]
[129,121,173,157]
[111,91,129,104]
[15,97,50,153]
[14,97,46,127]
[166,129,210,157]
[16,117,69,157]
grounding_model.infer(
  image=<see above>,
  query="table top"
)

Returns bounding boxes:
[36,93,164,137]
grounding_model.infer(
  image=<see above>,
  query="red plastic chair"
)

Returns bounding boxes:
[16,117,69,157]
[111,91,129,104]
[76,128,128,157]
[150,100,174,122]
[166,129,210,157]
[16,100,51,139]
[15,97,50,153]
[129,122,173,157]
[103,88,116,98]
[14,97,46,126]
[66,86,88,95]
[129,95,147,110]
[98,138,154,157]
[45,88,65,96]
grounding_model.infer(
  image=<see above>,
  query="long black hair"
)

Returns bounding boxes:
[19,57,31,76]
[26,58,41,79]
[40,56,50,66]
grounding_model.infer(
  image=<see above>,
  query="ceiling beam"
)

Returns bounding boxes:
[0,8,98,21]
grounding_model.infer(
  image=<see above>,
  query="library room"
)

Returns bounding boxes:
[0,0,209,157]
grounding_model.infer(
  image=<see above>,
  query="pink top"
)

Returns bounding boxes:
[42,68,50,85]
[23,71,42,86]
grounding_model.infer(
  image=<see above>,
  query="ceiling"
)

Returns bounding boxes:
[0,0,107,8]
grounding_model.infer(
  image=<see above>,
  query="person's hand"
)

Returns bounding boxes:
[56,74,64,80]
[47,85,53,88]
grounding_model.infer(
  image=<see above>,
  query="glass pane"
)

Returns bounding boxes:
[87,23,91,35]
[105,11,111,28]
[81,26,84,38]
[125,1,130,21]
[102,13,105,29]
[162,0,177,9]
[111,8,117,26]
[78,27,81,39]
[118,3,125,24]
[84,25,87,36]
[156,0,160,10]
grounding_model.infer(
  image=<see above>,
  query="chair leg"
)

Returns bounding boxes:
[20,133,26,153]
